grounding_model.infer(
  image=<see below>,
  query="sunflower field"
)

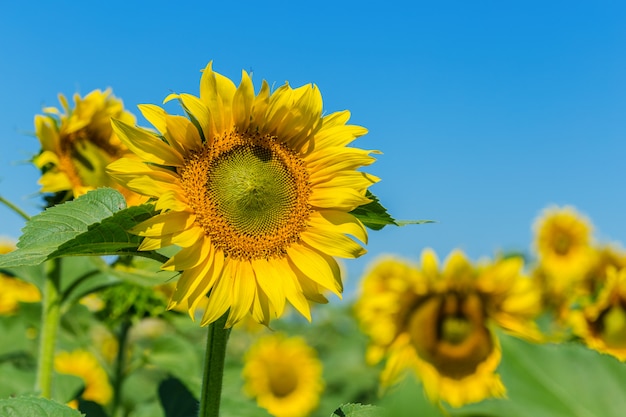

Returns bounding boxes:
[2,63,626,417]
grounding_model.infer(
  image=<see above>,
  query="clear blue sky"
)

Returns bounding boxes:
[1,1,625,294]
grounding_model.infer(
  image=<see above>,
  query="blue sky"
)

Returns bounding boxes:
[1,1,625,293]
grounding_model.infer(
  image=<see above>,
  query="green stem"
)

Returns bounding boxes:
[198,312,231,417]
[110,317,132,417]
[0,195,31,221]
[35,258,62,398]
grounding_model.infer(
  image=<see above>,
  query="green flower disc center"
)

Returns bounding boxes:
[440,316,472,345]
[206,145,297,235]
[180,130,312,261]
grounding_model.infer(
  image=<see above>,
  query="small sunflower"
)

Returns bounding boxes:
[355,250,540,407]
[243,334,324,417]
[0,240,40,315]
[54,349,113,405]
[33,89,143,205]
[570,266,626,361]
[533,206,594,285]
[108,62,378,327]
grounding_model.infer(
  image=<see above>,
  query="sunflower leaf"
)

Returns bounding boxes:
[0,188,157,268]
[350,191,434,230]
[0,396,83,417]
[331,403,385,417]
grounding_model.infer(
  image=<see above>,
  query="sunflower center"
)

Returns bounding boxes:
[408,293,494,379]
[268,364,298,398]
[598,305,626,348]
[180,130,311,261]
[207,145,296,235]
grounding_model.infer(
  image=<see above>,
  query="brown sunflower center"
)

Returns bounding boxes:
[407,293,494,379]
[594,304,626,348]
[179,130,311,260]
[268,364,299,398]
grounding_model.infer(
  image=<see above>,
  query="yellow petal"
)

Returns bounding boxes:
[251,258,286,317]
[226,261,257,327]
[178,93,212,142]
[309,187,371,211]
[111,119,184,166]
[287,244,343,296]
[165,114,203,153]
[162,238,211,271]
[131,211,195,237]
[232,70,254,131]
[137,104,167,135]
[307,210,368,244]
[201,261,234,326]
[199,62,237,136]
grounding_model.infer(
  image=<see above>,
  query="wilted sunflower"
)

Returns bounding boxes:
[355,250,540,407]
[0,240,40,315]
[570,266,626,361]
[108,62,378,327]
[243,334,324,417]
[33,89,143,205]
[54,349,113,405]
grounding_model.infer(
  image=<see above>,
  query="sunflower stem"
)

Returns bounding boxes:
[199,312,231,417]
[110,317,132,417]
[35,258,62,398]
[0,195,31,221]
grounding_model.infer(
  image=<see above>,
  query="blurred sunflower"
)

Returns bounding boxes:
[570,266,626,361]
[533,206,594,288]
[108,62,378,327]
[0,241,40,315]
[243,334,323,417]
[33,89,144,205]
[54,349,113,405]
[355,249,540,407]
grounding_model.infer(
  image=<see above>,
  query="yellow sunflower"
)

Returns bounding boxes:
[54,349,113,405]
[0,240,41,315]
[355,249,540,407]
[33,88,144,205]
[570,266,626,361]
[242,334,324,417]
[108,62,378,327]
[533,205,594,286]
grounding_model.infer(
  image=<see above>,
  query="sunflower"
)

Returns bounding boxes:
[242,334,324,417]
[0,240,41,315]
[569,266,626,361]
[54,349,113,405]
[533,206,594,286]
[108,62,378,327]
[33,89,143,205]
[355,249,540,407]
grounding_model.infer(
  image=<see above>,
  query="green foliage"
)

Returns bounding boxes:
[0,188,157,268]
[455,333,626,417]
[332,403,384,417]
[158,377,198,417]
[0,396,83,417]
[350,191,433,230]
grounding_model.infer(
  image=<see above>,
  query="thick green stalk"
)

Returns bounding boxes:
[110,317,132,417]
[198,313,231,417]
[35,259,62,398]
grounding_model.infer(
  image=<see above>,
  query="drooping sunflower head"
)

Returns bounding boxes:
[108,62,379,327]
[242,334,324,417]
[359,249,537,407]
[54,349,113,405]
[33,89,143,205]
[570,266,626,361]
[533,205,594,283]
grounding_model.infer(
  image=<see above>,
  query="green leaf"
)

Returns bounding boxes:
[332,403,384,417]
[350,191,433,230]
[158,377,198,417]
[0,188,157,268]
[455,333,626,417]
[0,396,83,417]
